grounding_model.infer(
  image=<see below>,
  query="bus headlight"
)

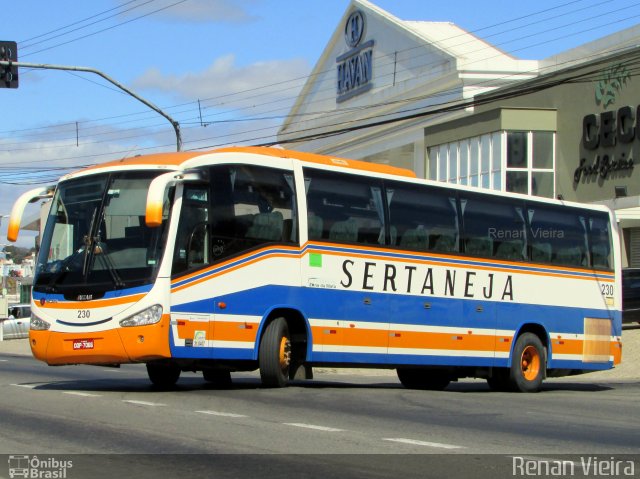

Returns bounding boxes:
[30,314,51,331]
[119,305,163,327]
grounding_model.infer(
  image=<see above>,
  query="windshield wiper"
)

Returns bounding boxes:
[94,239,125,289]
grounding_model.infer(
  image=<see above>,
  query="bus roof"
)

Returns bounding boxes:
[77,146,417,179]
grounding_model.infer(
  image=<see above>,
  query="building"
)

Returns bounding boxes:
[277,0,640,267]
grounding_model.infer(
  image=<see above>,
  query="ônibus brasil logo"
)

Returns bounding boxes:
[8,455,73,478]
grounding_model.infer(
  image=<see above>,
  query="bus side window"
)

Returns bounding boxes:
[460,194,526,261]
[386,181,459,254]
[204,165,297,265]
[303,168,384,247]
[527,205,589,268]
[589,213,612,270]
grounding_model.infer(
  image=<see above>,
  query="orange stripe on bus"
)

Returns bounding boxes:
[40,293,146,310]
[172,244,301,285]
[172,251,303,293]
[80,147,417,179]
[214,147,417,178]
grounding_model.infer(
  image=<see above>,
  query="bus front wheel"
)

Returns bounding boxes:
[146,362,181,389]
[259,317,291,388]
[509,333,546,393]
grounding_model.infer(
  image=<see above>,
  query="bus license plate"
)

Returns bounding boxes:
[73,339,95,350]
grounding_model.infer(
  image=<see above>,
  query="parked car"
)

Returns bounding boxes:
[622,268,640,324]
[1,304,31,339]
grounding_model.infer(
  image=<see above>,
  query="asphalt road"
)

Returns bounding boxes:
[0,350,638,479]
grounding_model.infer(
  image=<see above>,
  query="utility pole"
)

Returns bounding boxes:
[0,60,182,152]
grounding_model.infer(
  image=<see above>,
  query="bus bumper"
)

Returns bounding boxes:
[612,337,622,366]
[29,315,172,365]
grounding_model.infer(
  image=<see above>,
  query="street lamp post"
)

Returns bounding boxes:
[0,62,182,151]
[0,243,8,298]
[0,243,8,341]
[1,215,10,298]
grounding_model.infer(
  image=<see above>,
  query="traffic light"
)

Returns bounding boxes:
[0,41,18,88]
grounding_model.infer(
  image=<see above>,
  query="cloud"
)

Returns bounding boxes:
[115,0,260,24]
[131,54,310,117]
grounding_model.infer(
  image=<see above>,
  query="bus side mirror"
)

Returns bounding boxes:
[145,172,178,228]
[146,170,203,227]
[7,186,54,242]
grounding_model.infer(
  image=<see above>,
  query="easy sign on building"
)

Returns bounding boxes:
[336,10,374,103]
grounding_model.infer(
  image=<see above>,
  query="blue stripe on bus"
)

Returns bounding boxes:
[174,284,617,335]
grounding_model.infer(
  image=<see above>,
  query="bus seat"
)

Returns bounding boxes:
[531,243,552,263]
[495,241,525,261]
[308,215,324,240]
[466,237,492,257]
[329,218,358,243]
[400,228,428,251]
[556,246,586,267]
[246,211,284,241]
[432,234,455,253]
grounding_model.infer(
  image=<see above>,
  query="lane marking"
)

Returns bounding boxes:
[63,391,102,398]
[383,438,465,450]
[0,359,8,362]
[196,410,248,418]
[122,400,166,407]
[283,423,345,432]
[10,383,38,389]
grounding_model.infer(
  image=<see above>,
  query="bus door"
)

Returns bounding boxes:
[170,184,215,359]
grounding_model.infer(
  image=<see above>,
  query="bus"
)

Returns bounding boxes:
[8,146,622,392]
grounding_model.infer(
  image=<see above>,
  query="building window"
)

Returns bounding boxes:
[427,130,555,198]
[506,130,555,198]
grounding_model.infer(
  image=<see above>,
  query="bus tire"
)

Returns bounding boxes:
[259,317,291,388]
[146,363,181,389]
[203,369,232,388]
[509,333,545,393]
[397,368,450,390]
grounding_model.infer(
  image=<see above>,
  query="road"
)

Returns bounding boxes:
[0,350,638,478]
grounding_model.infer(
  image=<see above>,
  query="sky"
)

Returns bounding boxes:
[2,0,640,248]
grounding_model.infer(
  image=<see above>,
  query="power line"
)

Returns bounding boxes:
[3,0,604,139]
[22,0,189,58]
[2,1,640,179]
[20,0,150,48]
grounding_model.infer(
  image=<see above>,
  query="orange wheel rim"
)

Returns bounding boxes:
[279,337,291,370]
[521,345,541,381]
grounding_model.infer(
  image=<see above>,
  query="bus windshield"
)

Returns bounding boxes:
[34,171,173,295]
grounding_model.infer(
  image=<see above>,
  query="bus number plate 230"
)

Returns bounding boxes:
[73,339,95,350]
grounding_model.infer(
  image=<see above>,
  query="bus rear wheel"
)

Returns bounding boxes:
[259,317,291,388]
[509,333,545,393]
[146,362,181,389]
[397,368,451,390]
